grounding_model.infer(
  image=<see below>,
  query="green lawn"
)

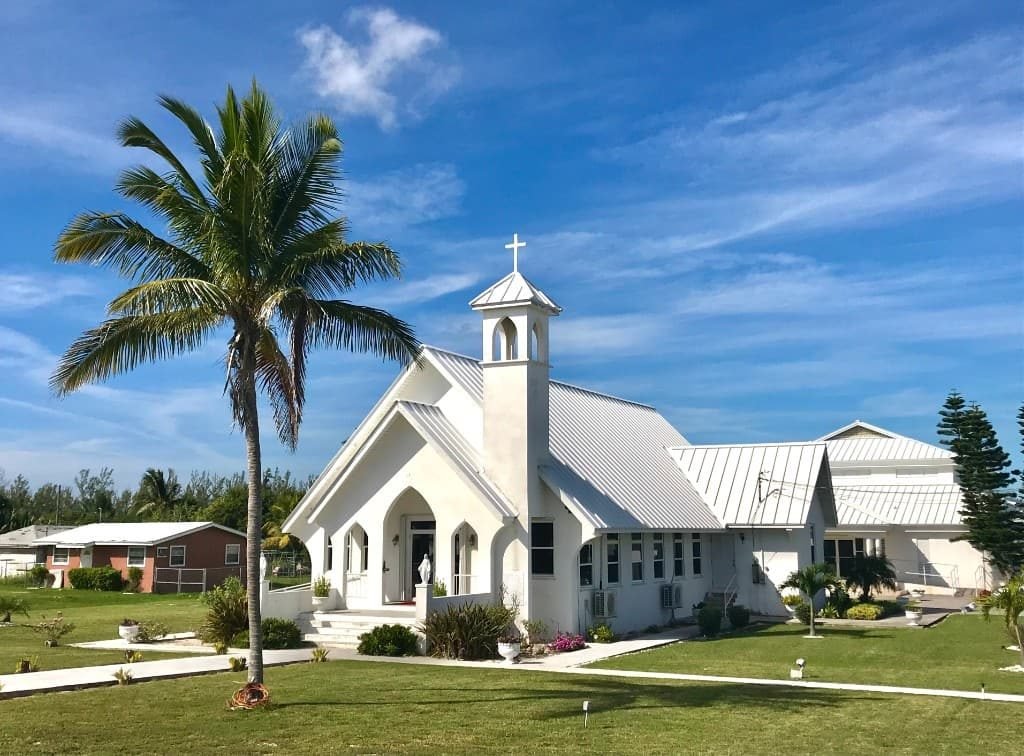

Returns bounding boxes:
[0,584,206,672]
[592,615,1024,695]
[0,660,1016,754]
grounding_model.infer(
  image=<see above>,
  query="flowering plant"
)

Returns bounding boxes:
[546,631,586,653]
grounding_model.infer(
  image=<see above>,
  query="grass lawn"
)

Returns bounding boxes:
[0,660,1017,754]
[592,615,1024,695]
[0,583,206,672]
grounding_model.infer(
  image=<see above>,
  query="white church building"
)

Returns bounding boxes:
[277,240,986,639]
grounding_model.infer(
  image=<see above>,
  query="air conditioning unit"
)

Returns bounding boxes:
[660,584,683,609]
[592,590,617,618]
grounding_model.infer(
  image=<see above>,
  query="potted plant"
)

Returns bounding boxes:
[781,594,803,615]
[497,629,522,664]
[312,576,332,609]
[118,618,141,642]
[905,601,923,624]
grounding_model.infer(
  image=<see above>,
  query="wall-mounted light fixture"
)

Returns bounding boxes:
[392,534,400,547]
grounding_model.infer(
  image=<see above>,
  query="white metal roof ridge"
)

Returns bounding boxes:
[469,271,562,313]
[832,484,963,526]
[34,521,245,547]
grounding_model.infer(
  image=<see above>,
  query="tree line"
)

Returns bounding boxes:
[938,392,1024,574]
[0,467,311,550]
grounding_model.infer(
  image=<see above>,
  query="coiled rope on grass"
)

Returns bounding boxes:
[228,682,271,710]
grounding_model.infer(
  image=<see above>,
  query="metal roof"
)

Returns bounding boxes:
[425,347,723,530]
[833,485,964,527]
[34,522,245,547]
[469,271,562,314]
[0,525,73,549]
[396,401,516,519]
[825,436,952,463]
[672,443,833,526]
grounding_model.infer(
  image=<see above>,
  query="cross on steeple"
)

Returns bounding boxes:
[505,232,526,272]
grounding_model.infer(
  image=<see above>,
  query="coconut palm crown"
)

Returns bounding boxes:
[843,554,899,602]
[780,562,838,637]
[50,82,420,684]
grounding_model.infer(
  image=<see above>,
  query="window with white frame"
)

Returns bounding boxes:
[224,543,240,566]
[157,546,168,558]
[361,531,369,572]
[53,547,69,565]
[127,546,146,567]
[652,533,665,580]
[606,534,620,584]
[691,533,702,576]
[169,545,186,567]
[530,520,554,576]
[631,533,644,582]
[672,532,685,577]
[579,543,593,586]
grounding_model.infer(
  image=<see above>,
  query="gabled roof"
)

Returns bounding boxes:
[33,522,244,547]
[671,443,836,527]
[469,271,562,314]
[0,525,73,549]
[818,420,952,464]
[833,485,964,527]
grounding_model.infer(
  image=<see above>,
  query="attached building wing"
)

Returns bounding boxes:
[833,484,964,527]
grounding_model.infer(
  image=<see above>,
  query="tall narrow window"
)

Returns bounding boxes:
[224,543,240,566]
[127,546,146,567]
[672,532,685,577]
[579,543,593,586]
[810,525,817,563]
[531,521,554,575]
[691,533,702,576]
[362,531,369,572]
[169,545,186,567]
[652,533,665,580]
[631,533,644,582]
[327,537,334,570]
[606,534,620,584]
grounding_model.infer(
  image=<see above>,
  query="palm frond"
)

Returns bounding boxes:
[270,113,343,244]
[157,95,224,185]
[254,327,301,449]
[51,309,223,395]
[117,116,208,207]
[55,212,210,282]
[107,278,231,315]
[116,166,210,244]
[274,237,404,297]
[303,298,420,364]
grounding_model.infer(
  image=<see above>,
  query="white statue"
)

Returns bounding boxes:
[418,554,432,585]
[259,553,268,583]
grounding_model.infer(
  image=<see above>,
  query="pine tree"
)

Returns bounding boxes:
[939,392,1023,573]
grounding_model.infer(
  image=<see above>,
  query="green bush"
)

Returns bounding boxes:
[126,567,144,592]
[697,605,723,636]
[357,624,419,656]
[231,617,304,649]
[67,567,123,591]
[726,604,750,629]
[419,601,516,660]
[845,603,884,620]
[588,623,616,643]
[198,576,247,646]
[876,600,902,618]
[792,600,812,625]
[28,565,52,587]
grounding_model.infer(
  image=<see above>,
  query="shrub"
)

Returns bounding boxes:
[28,565,53,587]
[792,600,812,625]
[31,614,75,646]
[126,566,144,592]
[357,623,419,656]
[547,632,586,652]
[312,576,330,597]
[198,576,247,647]
[262,617,303,649]
[876,600,902,618]
[0,596,29,623]
[824,584,854,618]
[522,619,549,645]
[67,567,123,591]
[419,601,516,660]
[135,621,170,643]
[433,580,448,597]
[698,605,723,636]
[781,594,803,607]
[845,603,884,620]
[727,604,751,629]
[310,647,329,663]
[588,623,616,643]
[228,656,247,672]
[15,657,40,673]
[113,668,132,685]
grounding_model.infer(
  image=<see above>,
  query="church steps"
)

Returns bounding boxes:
[297,610,418,648]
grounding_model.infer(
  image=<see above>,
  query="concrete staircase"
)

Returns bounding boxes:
[298,609,418,648]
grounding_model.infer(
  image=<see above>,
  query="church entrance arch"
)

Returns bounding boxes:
[382,487,437,603]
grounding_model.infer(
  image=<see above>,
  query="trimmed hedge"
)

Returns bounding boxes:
[697,605,723,636]
[726,604,751,629]
[357,624,419,656]
[67,567,123,591]
[231,617,303,650]
[845,602,884,620]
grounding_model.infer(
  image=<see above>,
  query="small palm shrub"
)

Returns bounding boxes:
[126,567,144,592]
[310,647,330,663]
[792,600,812,625]
[698,605,723,636]
[419,601,516,660]
[726,604,751,629]
[198,576,247,647]
[113,668,133,686]
[357,624,419,656]
[588,623,616,643]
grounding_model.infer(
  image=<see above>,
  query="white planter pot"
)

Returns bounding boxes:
[497,642,521,664]
[311,595,333,610]
[905,610,923,624]
[118,624,140,642]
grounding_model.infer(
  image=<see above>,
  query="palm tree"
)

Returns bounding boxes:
[50,82,419,684]
[981,571,1024,667]
[132,468,184,520]
[843,554,898,601]
[0,596,29,624]
[780,563,838,637]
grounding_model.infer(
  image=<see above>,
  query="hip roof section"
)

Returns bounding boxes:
[33,521,245,547]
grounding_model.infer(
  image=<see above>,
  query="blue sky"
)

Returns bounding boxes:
[0,1,1021,489]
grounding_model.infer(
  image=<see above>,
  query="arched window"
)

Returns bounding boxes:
[327,537,334,570]
[530,323,542,361]
[491,317,518,361]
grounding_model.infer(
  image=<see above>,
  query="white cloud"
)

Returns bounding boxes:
[365,272,481,309]
[346,163,464,230]
[299,8,458,129]
[0,102,127,173]
[0,272,95,312]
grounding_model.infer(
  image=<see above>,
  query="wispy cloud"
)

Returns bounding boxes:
[364,272,481,309]
[299,7,458,130]
[0,272,95,312]
[345,163,464,231]
[0,101,126,173]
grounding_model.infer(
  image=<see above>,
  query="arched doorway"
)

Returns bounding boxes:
[382,487,437,603]
[451,522,479,595]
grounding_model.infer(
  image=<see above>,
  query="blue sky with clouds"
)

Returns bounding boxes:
[0,1,1021,488]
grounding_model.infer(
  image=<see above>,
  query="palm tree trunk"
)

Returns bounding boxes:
[241,356,265,684]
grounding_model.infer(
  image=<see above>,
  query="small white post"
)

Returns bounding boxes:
[582,700,590,727]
